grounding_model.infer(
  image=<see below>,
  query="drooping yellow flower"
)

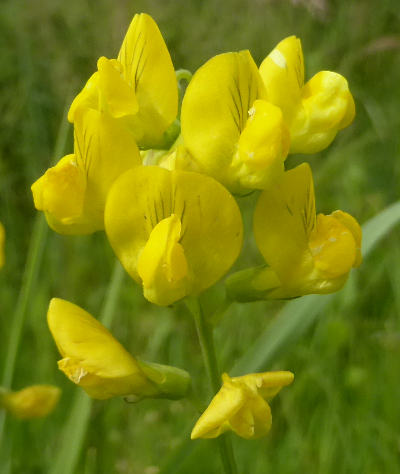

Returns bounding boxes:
[105,166,243,306]
[0,385,60,419]
[0,222,4,268]
[181,51,290,194]
[227,163,361,300]
[47,298,190,400]
[69,13,178,149]
[191,371,293,440]
[32,107,141,235]
[259,36,355,154]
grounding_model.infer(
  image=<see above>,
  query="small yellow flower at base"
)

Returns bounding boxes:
[0,221,5,268]
[259,36,355,154]
[227,163,361,301]
[0,385,60,419]
[191,371,294,440]
[47,298,190,400]
[181,51,289,194]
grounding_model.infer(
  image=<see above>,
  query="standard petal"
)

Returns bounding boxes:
[117,13,178,147]
[181,51,267,192]
[105,166,243,304]
[254,163,316,282]
[259,36,304,121]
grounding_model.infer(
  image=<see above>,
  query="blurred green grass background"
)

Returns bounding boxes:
[1,0,400,472]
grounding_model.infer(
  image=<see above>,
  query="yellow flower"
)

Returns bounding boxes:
[191,371,293,440]
[68,13,178,149]
[0,385,60,419]
[259,36,355,154]
[227,163,361,300]
[104,166,243,306]
[0,221,4,268]
[31,107,141,235]
[47,298,190,400]
[181,51,290,194]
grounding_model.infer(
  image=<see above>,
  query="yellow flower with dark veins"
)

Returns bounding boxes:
[191,371,294,440]
[0,221,4,268]
[227,163,361,300]
[31,107,141,235]
[105,166,243,306]
[259,36,355,154]
[47,298,190,400]
[0,385,60,419]
[68,13,178,149]
[181,51,290,194]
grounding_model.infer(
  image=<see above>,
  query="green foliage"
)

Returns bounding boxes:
[1,0,400,473]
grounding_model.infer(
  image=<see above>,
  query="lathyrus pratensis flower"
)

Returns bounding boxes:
[180,51,290,194]
[47,298,190,400]
[0,385,60,419]
[0,221,4,268]
[105,166,243,306]
[68,13,178,149]
[191,371,293,440]
[259,36,355,154]
[32,107,141,235]
[227,163,362,300]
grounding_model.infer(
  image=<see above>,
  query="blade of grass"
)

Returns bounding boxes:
[0,109,70,449]
[48,261,124,474]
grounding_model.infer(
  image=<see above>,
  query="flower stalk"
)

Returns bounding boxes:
[185,297,238,474]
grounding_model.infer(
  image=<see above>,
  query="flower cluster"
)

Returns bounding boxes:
[31,13,361,440]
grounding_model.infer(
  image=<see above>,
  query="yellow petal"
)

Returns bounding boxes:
[105,166,242,305]
[290,71,356,153]
[34,107,141,236]
[1,385,60,419]
[181,50,267,193]
[0,222,5,268]
[191,376,246,439]
[47,298,156,400]
[254,162,316,283]
[234,371,294,400]
[137,214,189,305]
[331,210,362,267]
[259,36,304,121]
[230,395,272,439]
[117,13,178,148]
[97,57,139,118]
[309,212,359,279]
[31,154,87,222]
[68,72,100,123]
[235,99,289,189]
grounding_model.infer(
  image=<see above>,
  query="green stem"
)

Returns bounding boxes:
[185,298,238,474]
[0,108,70,449]
[49,261,124,474]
